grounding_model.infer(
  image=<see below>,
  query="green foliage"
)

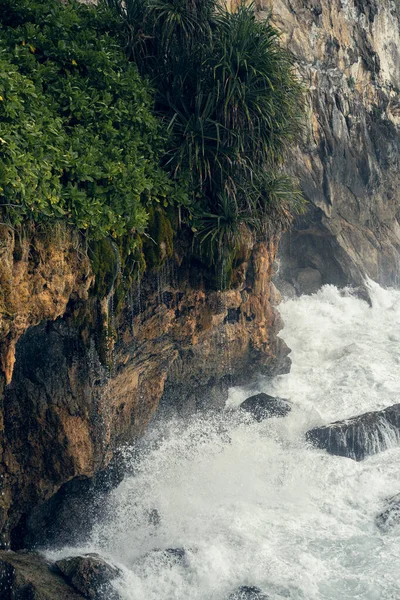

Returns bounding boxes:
[0,0,186,244]
[104,0,306,272]
[192,193,248,264]
[0,0,306,294]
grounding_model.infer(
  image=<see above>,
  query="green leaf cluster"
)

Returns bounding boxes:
[105,0,306,267]
[0,0,186,242]
[0,0,306,292]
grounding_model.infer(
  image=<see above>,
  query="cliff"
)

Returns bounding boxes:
[2,0,400,552]
[262,0,400,291]
[0,224,288,547]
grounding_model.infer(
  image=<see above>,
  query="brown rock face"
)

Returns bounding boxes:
[262,0,400,290]
[0,224,93,384]
[0,227,288,547]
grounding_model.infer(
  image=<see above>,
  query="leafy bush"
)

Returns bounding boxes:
[0,0,305,290]
[0,0,186,242]
[105,0,306,265]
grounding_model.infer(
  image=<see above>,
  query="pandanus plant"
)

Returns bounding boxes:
[104,0,305,268]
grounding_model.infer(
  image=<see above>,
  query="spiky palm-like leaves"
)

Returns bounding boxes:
[104,0,305,270]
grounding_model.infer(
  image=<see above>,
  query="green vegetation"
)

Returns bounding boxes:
[104,0,305,267]
[0,0,186,243]
[0,0,305,291]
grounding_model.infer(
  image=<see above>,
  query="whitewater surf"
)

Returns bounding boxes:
[49,283,400,599]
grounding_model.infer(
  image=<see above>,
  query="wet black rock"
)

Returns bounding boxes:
[228,586,270,599]
[147,508,161,528]
[296,267,322,295]
[240,393,291,422]
[164,548,186,561]
[20,460,125,551]
[0,550,85,599]
[306,403,400,461]
[140,547,188,568]
[55,554,121,600]
[376,493,400,531]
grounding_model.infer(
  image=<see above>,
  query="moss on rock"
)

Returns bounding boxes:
[142,207,174,271]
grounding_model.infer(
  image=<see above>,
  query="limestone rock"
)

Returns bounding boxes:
[0,231,290,547]
[240,393,291,421]
[306,403,400,460]
[0,224,93,385]
[296,268,322,295]
[376,493,400,531]
[55,554,121,600]
[261,0,400,289]
[0,551,85,599]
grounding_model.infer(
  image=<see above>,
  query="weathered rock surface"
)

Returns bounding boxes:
[0,551,86,599]
[240,393,291,421]
[376,492,400,531]
[21,463,124,550]
[0,224,289,546]
[0,224,93,385]
[55,554,121,600]
[306,403,400,460]
[261,0,400,291]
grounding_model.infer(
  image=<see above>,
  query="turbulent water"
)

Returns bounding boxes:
[51,282,400,599]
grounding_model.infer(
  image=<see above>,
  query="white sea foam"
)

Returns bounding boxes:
[50,283,400,599]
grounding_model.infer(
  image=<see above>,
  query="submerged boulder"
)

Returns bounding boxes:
[228,586,270,599]
[138,547,188,568]
[164,547,186,561]
[240,393,291,422]
[55,554,121,600]
[306,403,400,461]
[376,493,400,531]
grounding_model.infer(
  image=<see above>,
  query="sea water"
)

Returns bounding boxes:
[51,282,400,599]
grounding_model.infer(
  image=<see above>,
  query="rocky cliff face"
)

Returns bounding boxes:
[0,224,93,385]
[261,0,400,292]
[0,225,288,547]
[3,0,398,551]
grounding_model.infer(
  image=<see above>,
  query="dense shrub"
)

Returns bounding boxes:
[0,0,186,243]
[105,0,305,264]
[0,0,305,287]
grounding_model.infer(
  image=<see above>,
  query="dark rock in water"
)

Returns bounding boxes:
[21,460,125,551]
[0,550,86,599]
[55,554,121,600]
[240,393,291,422]
[164,548,186,561]
[306,403,400,461]
[228,586,270,599]
[351,285,372,307]
[147,508,161,528]
[296,267,322,295]
[376,493,400,531]
[140,547,188,568]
